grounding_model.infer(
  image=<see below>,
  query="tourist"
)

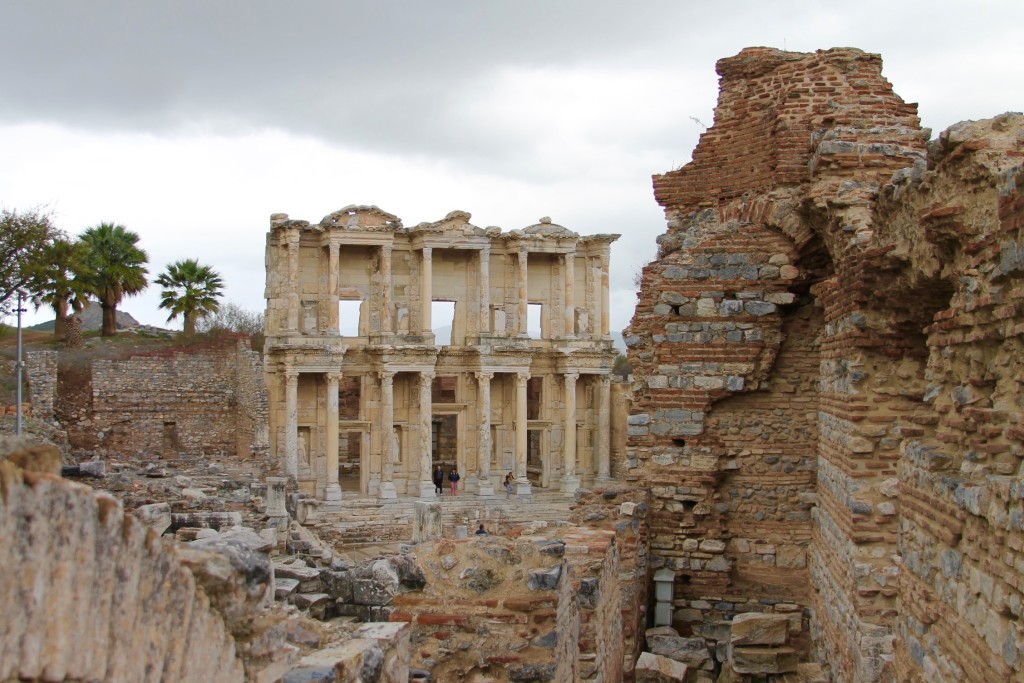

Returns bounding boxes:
[475,523,487,535]
[432,464,443,495]
[447,467,461,495]
[504,472,514,499]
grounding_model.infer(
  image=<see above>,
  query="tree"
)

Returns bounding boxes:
[80,222,148,336]
[196,301,264,336]
[155,258,224,335]
[29,237,93,339]
[0,207,63,317]
[613,353,632,380]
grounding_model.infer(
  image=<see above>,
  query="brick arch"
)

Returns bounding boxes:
[0,461,244,682]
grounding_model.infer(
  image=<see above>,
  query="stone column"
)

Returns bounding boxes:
[514,371,532,496]
[597,375,612,481]
[284,368,299,479]
[421,247,433,334]
[479,247,490,334]
[418,370,437,498]
[328,241,340,334]
[266,476,288,530]
[380,244,393,333]
[378,370,397,500]
[600,252,610,336]
[324,371,342,503]
[560,372,580,493]
[518,248,529,336]
[286,230,300,332]
[564,250,575,337]
[475,371,495,496]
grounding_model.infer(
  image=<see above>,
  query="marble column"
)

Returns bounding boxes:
[564,250,575,337]
[514,371,532,495]
[284,368,299,479]
[418,370,437,498]
[328,241,340,334]
[379,371,397,499]
[380,244,393,333]
[597,374,612,481]
[560,372,580,493]
[324,371,342,503]
[286,230,300,332]
[421,247,433,334]
[600,252,610,336]
[475,371,495,496]
[479,247,490,334]
[518,248,529,336]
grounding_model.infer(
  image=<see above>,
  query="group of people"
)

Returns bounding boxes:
[430,465,518,499]
[432,464,461,495]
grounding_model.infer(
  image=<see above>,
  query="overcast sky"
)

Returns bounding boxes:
[2,1,1022,335]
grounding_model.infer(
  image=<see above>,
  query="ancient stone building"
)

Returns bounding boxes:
[626,47,1024,682]
[263,207,618,501]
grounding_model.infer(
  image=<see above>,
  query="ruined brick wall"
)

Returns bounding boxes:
[82,339,267,458]
[25,350,57,420]
[629,45,1024,682]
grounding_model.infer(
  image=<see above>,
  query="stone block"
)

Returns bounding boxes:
[730,612,790,646]
[635,652,689,682]
[134,502,172,535]
[728,645,798,674]
[646,632,711,668]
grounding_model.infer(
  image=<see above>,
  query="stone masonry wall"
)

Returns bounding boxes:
[25,350,57,420]
[82,339,266,458]
[627,47,1024,682]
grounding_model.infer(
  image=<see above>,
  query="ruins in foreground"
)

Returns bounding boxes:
[1,46,1022,683]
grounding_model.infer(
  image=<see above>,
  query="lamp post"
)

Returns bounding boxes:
[15,289,25,436]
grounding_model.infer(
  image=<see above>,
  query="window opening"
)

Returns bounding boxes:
[432,301,455,345]
[338,300,362,336]
[527,303,542,339]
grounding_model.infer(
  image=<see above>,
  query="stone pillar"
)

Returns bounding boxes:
[475,371,495,496]
[379,370,397,500]
[600,252,610,336]
[418,370,436,498]
[479,246,490,334]
[284,369,299,479]
[560,372,580,494]
[266,476,288,529]
[286,229,300,332]
[564,250,575,337]
[324,371,342,504]
[597,375,612,481]
[515,371,532,496]
[413,501,442,542]
[328,241,340,334]
[421,247,433,334]
[380,244,393,333]
[518,248,529,336]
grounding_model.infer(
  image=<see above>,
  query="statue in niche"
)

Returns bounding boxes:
[298,431,309,468]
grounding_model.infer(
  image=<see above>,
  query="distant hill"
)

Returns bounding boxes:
[27,300,140,332]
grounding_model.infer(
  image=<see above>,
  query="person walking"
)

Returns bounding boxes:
[504,472,514,499]
[448,467,461,496]
[432,464,444,495]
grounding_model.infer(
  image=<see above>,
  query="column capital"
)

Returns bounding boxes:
[516,371,530,386]
[381,243,392,255]
[480,245,491,258]
[285,368,299,386]
[600,374,612,387]
[420,369,436,382]
[475,370,494,383]
[328,239,340,253]
[378,369,395,384]
[422,246,433,258]
[564,371,580,384]
[326,371,342,386]
[286,229,301,245]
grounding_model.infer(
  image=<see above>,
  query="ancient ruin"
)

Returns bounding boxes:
[2,44,1023,683]
[262,207,619,501]
[626,47,1024,682]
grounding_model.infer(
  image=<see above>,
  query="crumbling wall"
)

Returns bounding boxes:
[25,350,57,420]
[630,46,1024,682]
[76,338,266,458]
[0,458,245,681]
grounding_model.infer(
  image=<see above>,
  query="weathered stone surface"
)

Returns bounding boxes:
[179,533,275,632]
[729,612,790,646]
[527,564,562,590]
[133,502,172,535]
[645,631,711,668]
[635,651,689,682]
[728,644,799,674]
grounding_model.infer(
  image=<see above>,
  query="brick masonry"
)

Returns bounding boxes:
[626,46,1024,682]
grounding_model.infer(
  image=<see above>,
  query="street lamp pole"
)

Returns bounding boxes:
[15,289,25,436]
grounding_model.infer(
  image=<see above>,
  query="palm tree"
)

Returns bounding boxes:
[155,259,225,335]
[80,222,149,336]
[29,237,93,340]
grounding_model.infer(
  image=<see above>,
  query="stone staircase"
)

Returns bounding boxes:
[312,490,577,545]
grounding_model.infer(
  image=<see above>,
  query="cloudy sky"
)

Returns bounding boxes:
[2,1,1022,335]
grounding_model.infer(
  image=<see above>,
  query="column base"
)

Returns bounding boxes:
[477,481,496,497]
[323,482,343,508]
[379,481,398,500]
[419,481,438,498]
[515,479,532,497]
[559,475,580,494]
